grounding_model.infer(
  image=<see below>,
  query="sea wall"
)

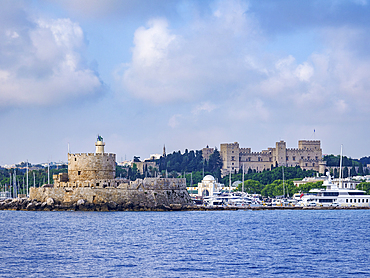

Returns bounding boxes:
[29,187,192,209]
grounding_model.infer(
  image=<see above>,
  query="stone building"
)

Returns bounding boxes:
[30,136,192,208]
[220,140,325,176]
[202,145,214,161]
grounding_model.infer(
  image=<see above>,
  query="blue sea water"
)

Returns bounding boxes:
[0,210,369,277]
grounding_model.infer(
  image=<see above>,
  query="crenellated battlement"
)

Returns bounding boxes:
[221,139,324,176]
[68,153,116,158]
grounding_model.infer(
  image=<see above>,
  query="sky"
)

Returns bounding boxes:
[1,0,370,165]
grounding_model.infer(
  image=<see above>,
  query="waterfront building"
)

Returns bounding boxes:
[220,140,326,177]
[187,175,237,197]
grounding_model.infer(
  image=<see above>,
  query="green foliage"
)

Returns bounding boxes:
[157,148,222,180]
[0,167,68,194]
[324,155,359,167]
[259,180,323,198]
[357,182,370,194]
[237,180,264,194]
[222,166,316,185]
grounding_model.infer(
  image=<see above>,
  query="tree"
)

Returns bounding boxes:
[357,182,370,194]
[343,166,349,178]
[358,163,364,176]
[237,180,263,194]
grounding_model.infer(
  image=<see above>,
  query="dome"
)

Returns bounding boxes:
[203,175,215,182]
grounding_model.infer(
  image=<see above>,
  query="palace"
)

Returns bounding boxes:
[220,140,326,177]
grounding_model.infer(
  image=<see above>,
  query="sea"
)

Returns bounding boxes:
[0,210,369,277]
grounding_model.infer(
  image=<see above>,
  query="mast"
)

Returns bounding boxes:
[229,171,231,194]
[26,160,29,196]
[339,145,343,188]
[13,170,17,198]
[9,173,12,198]
[282,166,285,198]
[242,164,245,193]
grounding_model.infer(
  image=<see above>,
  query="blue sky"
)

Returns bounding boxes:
[1,0,370,165]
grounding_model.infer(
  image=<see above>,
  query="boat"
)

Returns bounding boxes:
[299,172,370,207]
[203,191,261,207]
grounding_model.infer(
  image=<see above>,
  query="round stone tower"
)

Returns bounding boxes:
[68,136,116,183]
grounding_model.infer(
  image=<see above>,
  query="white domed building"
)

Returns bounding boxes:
[197,175,223,197]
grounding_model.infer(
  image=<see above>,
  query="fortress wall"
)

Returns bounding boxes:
[240,161,274,171]
[30,178,189,206]
[68,153,116,182]
[29,185,191,208]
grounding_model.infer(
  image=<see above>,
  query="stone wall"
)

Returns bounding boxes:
[221,140,324,176]
[67,153,116,182]
[29,178,192,209]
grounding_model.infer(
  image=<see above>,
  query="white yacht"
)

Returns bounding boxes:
[203,191,260,207]
[299,173,370,207]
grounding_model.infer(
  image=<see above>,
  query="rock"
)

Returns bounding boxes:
[107,201,117,210]
[77,199,85,206]
[169,204,183,210]
[26,202,35,210]
[46,198,54,206]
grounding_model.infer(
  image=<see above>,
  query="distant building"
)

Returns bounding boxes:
[220,140,326,177]
[187,175,237,197]
[202,145,214,161]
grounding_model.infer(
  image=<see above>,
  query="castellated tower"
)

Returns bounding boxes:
[67,136,116,183]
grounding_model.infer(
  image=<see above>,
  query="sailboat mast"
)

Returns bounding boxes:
[229,171,231,194]
[26,160,29,196]
[282,166,285,198]
[339,145,343,188]
[242,164,244,193]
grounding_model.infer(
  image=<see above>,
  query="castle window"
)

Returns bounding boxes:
[308,156,310,160]
[75,158,77,161]
[301,156,304,160]
[286,156,289,161]
[78,171,81,175]
[248,157,251,161]
[96,183,99,187]
[258,157,261,162]
[305,163,308,167]
[231,156,235,161]
[232,163,234,165]
[313,163,315,167]
[269,157,272,162]
[293,156,295,161]
[315,156,318,160]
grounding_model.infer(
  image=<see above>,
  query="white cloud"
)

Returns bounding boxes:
[0,8,102,108]
[121,0,259,104]
[168,114,182,128]
[192,102,217,115]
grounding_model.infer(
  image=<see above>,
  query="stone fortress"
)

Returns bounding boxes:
[30,136,192,210]
[219,140,326,176]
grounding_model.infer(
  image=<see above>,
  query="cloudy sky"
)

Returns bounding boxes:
[1,0,370,165]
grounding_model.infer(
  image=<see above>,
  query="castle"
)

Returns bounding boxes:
[30,136,192,209]
[220,140,326,176]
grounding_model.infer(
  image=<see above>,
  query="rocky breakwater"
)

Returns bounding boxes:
[0,196,196,211]
[27,177,194,211]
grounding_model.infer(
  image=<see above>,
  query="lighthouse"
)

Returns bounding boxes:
[95,135,105,154]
